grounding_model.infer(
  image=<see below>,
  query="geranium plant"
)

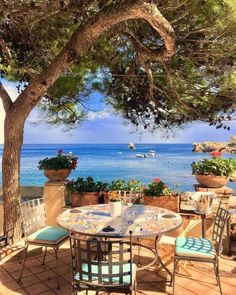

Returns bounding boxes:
[126,179,144,192]
[192,156,236,177]
[38,149,78,170]
[109,179,126,191]
[144,178,172,197]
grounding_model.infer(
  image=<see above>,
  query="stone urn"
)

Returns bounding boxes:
[196,174,229,188]
[44,169,71,181]
[71,192,99,207]
[144,195,180,212]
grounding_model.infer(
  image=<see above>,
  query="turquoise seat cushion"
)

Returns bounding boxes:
[75,262,136,285]
[176,237,216,259]
[27,226,68,245]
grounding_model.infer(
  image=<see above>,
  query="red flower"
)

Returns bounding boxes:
[210,151,222,157]
[71,158,78,169]
[57,149,63,155]
[164,184,169,189]
[154,177,161,183]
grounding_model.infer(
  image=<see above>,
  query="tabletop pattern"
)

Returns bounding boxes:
[57,204,182,238]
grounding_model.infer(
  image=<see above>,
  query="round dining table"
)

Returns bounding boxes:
[57,204,183,284]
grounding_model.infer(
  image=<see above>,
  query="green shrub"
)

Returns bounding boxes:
[192,157,236,177]
[38,149,78,170]
[66,176,108,193]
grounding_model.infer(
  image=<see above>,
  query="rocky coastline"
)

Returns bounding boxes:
[192,141,236,154]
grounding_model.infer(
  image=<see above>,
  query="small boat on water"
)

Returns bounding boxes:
[146,150,157,157]
[136,153,147,158]
[136,150,157,158]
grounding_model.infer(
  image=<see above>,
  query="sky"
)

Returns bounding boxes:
[1,79,236,144]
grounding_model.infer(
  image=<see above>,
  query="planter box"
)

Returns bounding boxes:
[144,195,180,212]
[71,192,99,207]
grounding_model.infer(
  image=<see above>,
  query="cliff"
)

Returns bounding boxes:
[192,141,236,153]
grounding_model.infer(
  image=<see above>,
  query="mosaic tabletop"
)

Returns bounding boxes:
[57,204,182,238]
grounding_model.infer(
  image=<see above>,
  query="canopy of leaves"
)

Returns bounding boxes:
[1,0,236,131]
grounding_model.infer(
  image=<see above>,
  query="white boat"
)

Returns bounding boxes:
[136,153,147,158]
[147,150,156,157]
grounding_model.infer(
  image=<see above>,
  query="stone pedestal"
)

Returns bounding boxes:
[194,185,233,205]
[43,180,68,226]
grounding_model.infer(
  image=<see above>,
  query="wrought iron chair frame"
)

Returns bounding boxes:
[173,204,230,295]
[70,230,137,295]
[18,198,68,289]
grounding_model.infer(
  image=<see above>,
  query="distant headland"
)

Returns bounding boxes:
[192,136,236,153]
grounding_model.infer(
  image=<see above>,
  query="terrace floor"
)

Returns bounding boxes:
[0,239,236,295]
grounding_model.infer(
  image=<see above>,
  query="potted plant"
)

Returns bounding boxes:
[144,178,180,212]
[66,176,108,207]
[109,192,122,217]
[109,179,126,191]
[126,179,144,192]
[38,149,78,181]
[192,152,236,188]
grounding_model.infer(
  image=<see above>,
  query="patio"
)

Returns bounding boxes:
[0,238,235,295]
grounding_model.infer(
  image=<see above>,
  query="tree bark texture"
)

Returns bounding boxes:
[3,110,25,241]
[1,0,176,240]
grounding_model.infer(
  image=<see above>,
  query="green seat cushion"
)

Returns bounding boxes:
[27,226,68,245]
[176,237,216,259]
[75,262,136,285]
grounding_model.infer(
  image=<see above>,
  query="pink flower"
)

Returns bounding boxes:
[57,149,63,155]
[164,184,169,189]
[154,177,161,183]
[210,151,222,157]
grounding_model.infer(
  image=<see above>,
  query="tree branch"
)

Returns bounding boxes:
[0,37,14,67]
[0,82,13,113]
[13,0,176,118]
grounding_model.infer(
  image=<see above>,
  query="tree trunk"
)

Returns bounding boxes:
[3,111,25,242]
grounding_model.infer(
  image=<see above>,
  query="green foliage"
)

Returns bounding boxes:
[126,179,144,192]
[1,0,236,130]
[38,150,78,170]
[109,179,126,191]
[144,180,172,197]
[191,157,236,177]
[66,177,108,193]
[108,178,144,192]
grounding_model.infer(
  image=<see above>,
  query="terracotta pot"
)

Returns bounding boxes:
[44,169,71,181]
[196,174,229,188]
[144,195,180,212]
[71,192,99,207]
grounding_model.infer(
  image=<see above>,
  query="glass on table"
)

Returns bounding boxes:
[124,207,135,224]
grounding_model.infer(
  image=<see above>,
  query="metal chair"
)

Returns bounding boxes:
[70,231,137,294]
[18,198,69,288]
[173,204,229,295]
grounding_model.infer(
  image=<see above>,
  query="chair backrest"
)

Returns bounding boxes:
[211,204,230,255]
[116,190,143,204]
[70,231,133,287]
[20,198,47,236]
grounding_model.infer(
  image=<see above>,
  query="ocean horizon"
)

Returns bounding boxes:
[0,143,236,192]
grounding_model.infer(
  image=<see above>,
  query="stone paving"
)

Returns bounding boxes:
[0,240,236,295]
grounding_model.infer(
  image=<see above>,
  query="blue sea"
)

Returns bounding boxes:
[0,144,236,192]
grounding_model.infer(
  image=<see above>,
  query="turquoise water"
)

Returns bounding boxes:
[0,144,236,192]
